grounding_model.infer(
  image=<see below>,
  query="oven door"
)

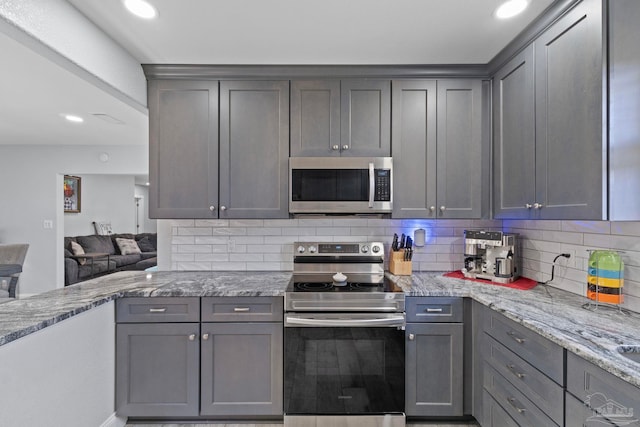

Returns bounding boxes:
[284,313,405,416]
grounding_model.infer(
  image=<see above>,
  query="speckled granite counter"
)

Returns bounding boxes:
[1,269,639,390]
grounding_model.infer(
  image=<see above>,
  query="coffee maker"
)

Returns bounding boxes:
[462,230,520,284]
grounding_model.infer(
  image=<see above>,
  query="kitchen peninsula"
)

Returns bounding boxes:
[1,271,639,426]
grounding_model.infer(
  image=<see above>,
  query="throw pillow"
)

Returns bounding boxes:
[70,241,87,265]
[115,238,141,255]
[137,236,156,252]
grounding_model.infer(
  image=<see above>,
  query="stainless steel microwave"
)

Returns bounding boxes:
[289,157,393,214]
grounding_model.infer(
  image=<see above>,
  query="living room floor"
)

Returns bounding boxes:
[126,422,480,426]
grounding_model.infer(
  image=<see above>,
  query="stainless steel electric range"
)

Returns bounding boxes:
[284,241,406,427]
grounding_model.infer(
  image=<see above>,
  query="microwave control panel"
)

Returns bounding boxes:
[375,169,391,201]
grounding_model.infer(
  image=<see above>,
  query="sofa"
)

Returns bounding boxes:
[64,233,157,286]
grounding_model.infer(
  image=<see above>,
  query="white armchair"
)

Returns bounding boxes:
[0,244,29,298]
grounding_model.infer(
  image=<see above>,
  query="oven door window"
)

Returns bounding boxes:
[284,327,405,415]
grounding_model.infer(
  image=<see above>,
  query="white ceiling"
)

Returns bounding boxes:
[68,0,554,64]
[1,0,554,150]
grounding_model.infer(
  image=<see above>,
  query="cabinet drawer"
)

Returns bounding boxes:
[201,297,283,322]
[566,352,640,419]
[484,335,563,424]
[406,297,463,322]
[116,297,200,323]
[483,309,564,384]
[482,389,519,427]
[565,391,616,427]
[483,364,558,427]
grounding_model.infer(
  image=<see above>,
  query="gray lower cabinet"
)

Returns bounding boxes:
[290,79,390,157]
[481,389,519,427]
[116,297,284,419]
[477,307,564,427]
[148,80,219,218]
[219,80,289,218]
[566,351,640,426]
[565,392,616,427]
[405,297,464,417]
[392,79,484,219]
[609,0,640,220]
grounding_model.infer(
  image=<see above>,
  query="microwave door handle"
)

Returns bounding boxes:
[368,162,375,208]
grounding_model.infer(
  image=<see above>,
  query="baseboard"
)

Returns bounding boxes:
[101,412,127,427]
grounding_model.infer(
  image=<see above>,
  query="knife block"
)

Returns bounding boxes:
[389,251,412,275]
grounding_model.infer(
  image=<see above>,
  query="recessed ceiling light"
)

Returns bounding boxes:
[495,0,529,19]
[63,114,84,123]
[123,0,157,19]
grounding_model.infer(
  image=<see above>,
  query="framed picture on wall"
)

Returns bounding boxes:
[63,175,81,213]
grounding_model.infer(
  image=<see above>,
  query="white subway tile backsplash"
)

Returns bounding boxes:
[167,218,640,313]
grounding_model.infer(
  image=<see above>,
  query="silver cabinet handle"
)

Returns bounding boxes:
[368,162,375,208]
[408,333,415,341]
[234,307,250,312]
[533,203,543,209]
[507,363,526,379]
[507,397,527,414]
[440,206,446,211]
[149,308,166,313]
[332,145,339,150]
[507,331,526,344]
[429,206,435,212]
[426,308,443,313]
[188,334,196,341]
[220,206,227,211]
[209,205,216,211]
[525,203,532,209]
[342,145,349,150]
[202,333,210,340]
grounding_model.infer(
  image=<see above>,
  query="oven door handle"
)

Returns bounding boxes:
[368,162,375,208]
[285,315,405,328]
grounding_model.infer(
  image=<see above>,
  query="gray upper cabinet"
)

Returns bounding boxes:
[341,80,391,157]
[290,80,341,156]
[391,80,437,218]
[534,0,604,219]
[291,79,390,157]
[393,79,483,219]
[493,45,536,219]
[219,80,289,218]
[148,80,219,218]
[609,0,640,220]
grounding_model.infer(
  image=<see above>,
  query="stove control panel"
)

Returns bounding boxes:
[294,242,384,257]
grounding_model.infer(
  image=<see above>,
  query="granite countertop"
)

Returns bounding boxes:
[1,269,639,389]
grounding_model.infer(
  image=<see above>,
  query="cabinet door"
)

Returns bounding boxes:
[436,80,483,218]
[609,0,640,220]
[405,322,464,416]
[565,391,616,427]
[148,80,219,218]
[341,79,391,157]
[291,80,341,157]
[219,81,289,218]
[534,0,604,219]
[493,45,536,219]
[116,323,200,417]
[200,322,283,416]
[391,80,437,218]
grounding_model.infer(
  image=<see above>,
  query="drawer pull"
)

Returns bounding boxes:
[202,333,210,340]
[188,334,196,341]
[234,307,251,312]
[425,308,443,313]
[507,331,526,344]
[149,308,167,313]
[507,397,527,414]
[507,364,526,379]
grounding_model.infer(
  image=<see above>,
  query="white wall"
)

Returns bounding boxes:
[134,184,157,234]
[0,144,147,296]
[0,302,120,427]
[64,174,136,236]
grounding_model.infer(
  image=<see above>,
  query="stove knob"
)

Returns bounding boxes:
[361,245,369,253]
[371,245,381,253]
[297,245,306,253]
[308,245,317,254]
